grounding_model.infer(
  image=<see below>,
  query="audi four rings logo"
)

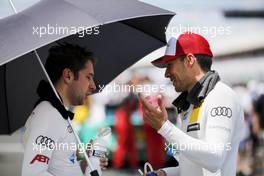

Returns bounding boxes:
[35,135,55,149]
[210,107,232,118]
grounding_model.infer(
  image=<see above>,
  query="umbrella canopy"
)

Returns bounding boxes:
[0,0,175,134]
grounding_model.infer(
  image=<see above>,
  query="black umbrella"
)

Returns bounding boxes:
[0,0,174,173]
[0,0,174,134]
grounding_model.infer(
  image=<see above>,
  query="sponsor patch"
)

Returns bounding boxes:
[210,107,232,118]
[35,135,55,150]
[67,125,73,133]
[187,123,200,132]
[30,154,49,164]
[69,153,75,164]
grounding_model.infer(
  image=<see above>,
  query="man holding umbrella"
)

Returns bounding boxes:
[139,32,244,176]
[22,43,108,176]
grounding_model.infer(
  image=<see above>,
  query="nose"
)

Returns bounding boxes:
[90,79,97,92]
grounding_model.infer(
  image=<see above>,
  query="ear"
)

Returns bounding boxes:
[62,68,74,84]
[185,53,196,68]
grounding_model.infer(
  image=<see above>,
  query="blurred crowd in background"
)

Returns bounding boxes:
[234,81,264,176]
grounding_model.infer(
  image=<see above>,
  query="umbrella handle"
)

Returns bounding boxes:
[90,170,100,176]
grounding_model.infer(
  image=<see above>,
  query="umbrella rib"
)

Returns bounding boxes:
[33,50,61,99]
[8,0,17,13]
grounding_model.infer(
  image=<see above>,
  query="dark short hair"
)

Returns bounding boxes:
[180,54,212,71]
[45,43,95,84]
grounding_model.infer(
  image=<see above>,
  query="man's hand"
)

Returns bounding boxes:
[80,156,109,173]
[79,140,109,173]
[139,93,168,130]
[99,157,108,170]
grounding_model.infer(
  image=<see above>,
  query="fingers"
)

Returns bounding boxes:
[84,139,94,157]
[76,149,81,160]
[157,94,166,113]
[142,105,150,114]
[100,157,108,163]
[156,169,167,176]
[138,93,154,111]
[100,157,108,170]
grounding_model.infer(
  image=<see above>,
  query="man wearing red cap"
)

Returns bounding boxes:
[139,32,244,176]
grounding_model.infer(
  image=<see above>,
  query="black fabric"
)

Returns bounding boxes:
[0,65,10,134]
[171,91,189,114]
[36,80,74,120]
[254,94,264,128]
[172,71,220,113]
[90,170,99,176]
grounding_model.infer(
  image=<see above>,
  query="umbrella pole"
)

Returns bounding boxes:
[8,1,98,175]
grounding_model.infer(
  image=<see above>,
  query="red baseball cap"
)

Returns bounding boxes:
[152,32,213,68]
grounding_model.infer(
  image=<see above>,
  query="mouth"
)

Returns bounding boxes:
[170,77,176,84]
[85,92,92,97]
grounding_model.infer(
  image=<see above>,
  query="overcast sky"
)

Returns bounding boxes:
[1,0,264,55]
[1,0,264,82]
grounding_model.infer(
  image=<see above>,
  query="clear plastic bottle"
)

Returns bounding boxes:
[85,127,111,176]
